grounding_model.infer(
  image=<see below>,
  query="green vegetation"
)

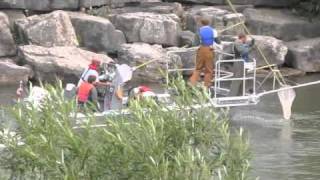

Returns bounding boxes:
[0,78,251,180]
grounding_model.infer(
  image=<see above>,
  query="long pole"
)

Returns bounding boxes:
[258,80,320,97]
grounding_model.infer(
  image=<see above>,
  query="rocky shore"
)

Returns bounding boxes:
[0,0,319,85]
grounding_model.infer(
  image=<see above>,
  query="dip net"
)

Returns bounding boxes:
[277,85,296,120]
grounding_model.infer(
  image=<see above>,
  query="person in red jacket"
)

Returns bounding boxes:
[77,75,99,111]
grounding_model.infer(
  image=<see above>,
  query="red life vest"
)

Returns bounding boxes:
[77,82,94,103]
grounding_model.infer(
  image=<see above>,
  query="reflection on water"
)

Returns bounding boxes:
[1,75,320,179]
[231,74,320,180]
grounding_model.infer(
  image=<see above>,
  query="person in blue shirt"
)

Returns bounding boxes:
[189,18,219,88]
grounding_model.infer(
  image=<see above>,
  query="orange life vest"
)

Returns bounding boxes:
[77,82,94,103]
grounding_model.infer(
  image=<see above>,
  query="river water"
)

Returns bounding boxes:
[0,75,320,179]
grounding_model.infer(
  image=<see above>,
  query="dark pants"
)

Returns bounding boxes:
[229,61,244,96]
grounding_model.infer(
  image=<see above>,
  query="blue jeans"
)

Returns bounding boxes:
[241,52,249,62]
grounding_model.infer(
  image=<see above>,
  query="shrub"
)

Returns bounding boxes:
[0,78,251,180]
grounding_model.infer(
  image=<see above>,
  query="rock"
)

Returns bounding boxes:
[166,47,198,75]
[0,0,79,11]
[250,35,288,66]
[112,12,181,46]
[105,2,184,17]
[0,10,26,29]
[244,8,320,41]
[17,45,113,83]
[164,0,254,5]
[80,0,109,8]
[110,0,161,8]
[254,0,299,7]
[0,58,32,85]
[222,36,288,66]
[185,6,245,36]
[68,12,125,54]
[15,11,79,47]
[179,31,198,47]
[0,12,16,57]
[117,43,182,83]
[286,38,320,72]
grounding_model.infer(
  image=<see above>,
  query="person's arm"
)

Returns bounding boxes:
[115,86,123,100]
[249,38,255,47]
[213,29,221,44]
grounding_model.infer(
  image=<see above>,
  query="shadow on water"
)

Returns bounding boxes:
[231,74,320,180]
[1,75,320,179]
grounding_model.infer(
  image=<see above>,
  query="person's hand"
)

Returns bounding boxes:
[16,88,23,97]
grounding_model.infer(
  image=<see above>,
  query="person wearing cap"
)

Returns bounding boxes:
[77,75,99,111]
[229,33,255,96]
[131,86,156,100]
[77,59,101,87]
[189,18,220,88]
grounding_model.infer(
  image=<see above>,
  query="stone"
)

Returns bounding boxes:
[17,45,113,83]
[166,47,198,75]
[105,2,184,17]
[185,6,245,36]
[0,10,26,29]
[0,0,79,11]
[110,0,161,8]
[179,31,198,47]
[286,38,320,72]
[68,12,126,54]
[80,0,109,8]
[244,8,320,41]
[112,12,181,46]
[0,58,32,85]
[15,11,79,47]
[0,12,16,57]
[117,43,182,83]
[254,0,299,7]
[164,0,254,5]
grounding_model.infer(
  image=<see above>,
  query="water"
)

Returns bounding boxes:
[1,75,320,179]
[231,74,320,180]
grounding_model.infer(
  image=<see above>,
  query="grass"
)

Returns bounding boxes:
[0,77,251,180]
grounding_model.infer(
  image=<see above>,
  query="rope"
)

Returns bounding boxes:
[224,0,287,86]
[218,21,245,33]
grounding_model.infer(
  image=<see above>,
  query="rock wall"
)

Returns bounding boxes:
[0,0,319,85]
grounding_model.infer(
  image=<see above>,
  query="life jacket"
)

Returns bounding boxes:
[77,82,94,103]
[199,26,216,46]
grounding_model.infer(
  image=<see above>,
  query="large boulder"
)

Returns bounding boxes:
[117,43,182,83]
[179,31,198,47]
[244,8,320,41]
[112,12,181,46]
[251,35,288,66]
[286,38,320,72]
[80,0,109,8]
[186,6,245,36]
[254,0,299,7]
[15,11,79,47]
[110,0,161,8]
[105,2,184,17]
[164,0,254,5]
[0,12,16,57]
[0,58,32,85]
[17,45,113,83]
[0,0,79,11]
[68,12,125,54]
[0,10,26,29]
[166,47,198,75]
